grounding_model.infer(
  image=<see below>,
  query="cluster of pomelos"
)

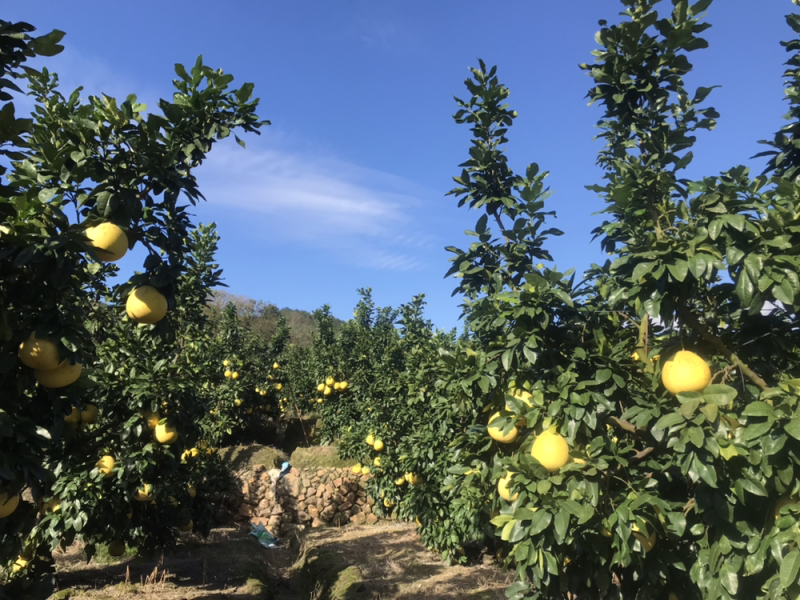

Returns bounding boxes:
[491,348,713,553]
[313,375,348,404]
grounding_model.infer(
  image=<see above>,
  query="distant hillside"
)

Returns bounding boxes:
[207,290,344,347]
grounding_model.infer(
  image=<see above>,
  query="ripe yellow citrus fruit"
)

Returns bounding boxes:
[316,397,323,404]
[497,472,519,502]
[36,360,82,388]
[135,484,153,502]
[365,434,375,446]
[661,350,711,395]
[530,430,569,472]
[126,286,168,324]
[317,383,325,392]
[632,522,656,552]
[0,493,20,518]
[64,406,81,429]
[395,476,406,486]
[12,557,28,572]
[339,381,349,390]
[362,466,371,475]
[107,540,126,557]
[223,359,230,366]
[374,457,381,467]
[631,351,640,361]
[96,455,115,478]
[352,463,362,475]
[187,485,196,498]
[323,386,332,396]
[231,371,239,379]
[85,222,128,262]
[179,520,193,532]
[487,412,518,444]
[154,422,178,444]
[334,382,341,390]
[235,398,243,407]
[407,473,423,485]
[18,333,60,370]
[81,404,99,424]
[260,390,267,397]
[141,409,160,430]
[273,362,280,369]
[325,376,335,386]
[373,439,384,452]
[224,370,232,378]
[383,498,395,508]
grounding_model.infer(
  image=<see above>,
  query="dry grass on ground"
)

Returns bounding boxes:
[289,445,355,470]
[48,521,511,600]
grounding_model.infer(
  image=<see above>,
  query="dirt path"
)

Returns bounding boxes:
[50,521,511,600]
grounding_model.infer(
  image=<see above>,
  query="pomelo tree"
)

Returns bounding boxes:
[0,20,267,597]
[438,1,800,598]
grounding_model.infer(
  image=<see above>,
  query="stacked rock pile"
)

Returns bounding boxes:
[232,465,382,536]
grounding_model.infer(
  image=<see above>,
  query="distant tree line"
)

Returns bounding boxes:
[206,290,343,347]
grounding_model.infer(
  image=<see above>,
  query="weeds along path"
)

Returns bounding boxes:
[49,521,510,599]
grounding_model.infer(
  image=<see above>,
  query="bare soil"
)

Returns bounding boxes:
[49,521,511,600]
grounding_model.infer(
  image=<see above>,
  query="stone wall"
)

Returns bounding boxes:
[232,465,381,536]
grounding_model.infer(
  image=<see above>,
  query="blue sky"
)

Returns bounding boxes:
[6,1,793,331]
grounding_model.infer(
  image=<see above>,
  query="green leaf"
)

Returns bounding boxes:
[773,279,795,305]
[736,271,755,307]
[780,548,800,588]
[785,417,800,441]
[741,402,775,418]
[528,510,552,535]
[667,260,689,282]
[703,385,737,406]
[654,412,684,431]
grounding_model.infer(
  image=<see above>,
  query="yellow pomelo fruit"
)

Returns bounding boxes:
[179,520,193,532]
[234,399,243,407]
[107,540,126,557]
[223,359,230,366]
[96,455,115,478]
[135,484,153,502]
[317,383,325,392]
[487,412,518,444]
[12,557,28,572]
[85,222,128,262]
[187,485,196,498]
[632,522,656,552]
[334,382,341,390]
[81,404,99,424]
[273,362,280,369]
[64,406,81,428]
[141,409,160,430]
[224,370,232,378]
[36,360,82,388]
[325,376,335,386]
[365,434,375,446]
[351,464,362,475]
[383,498,395,507]
[531,430,569,472]
[373,439,384,452]
[339,381,348,390]
[661,350,711,395]
[18,333,60,370]
[260,390,267,397]
[154,422,178,444]
[374,457,381,467]
[0,493,20,518]
[408,473,424,485]
[126,286,168,324]
[361,466,371,475]
[497,472,519,502]
[232,372,240,380]
[323,386,332,396]
[395,476,406,486]
[316,397,323,404]
[274,382,282,390]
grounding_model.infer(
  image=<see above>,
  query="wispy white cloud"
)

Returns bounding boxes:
[198,140,438,271]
